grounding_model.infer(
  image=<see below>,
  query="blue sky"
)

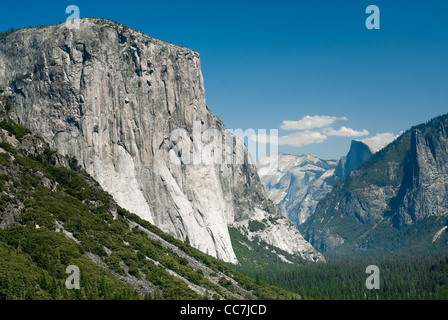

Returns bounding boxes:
[1,0,447,159]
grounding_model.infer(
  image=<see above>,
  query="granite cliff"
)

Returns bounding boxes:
[0,19,322,263]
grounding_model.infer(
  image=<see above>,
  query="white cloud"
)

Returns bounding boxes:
[253,114,378,149]
[280,115,348,131]
[250,133,275,144]
[360,132,397,153]
[323,126,369,137]
[278,131,328,147]
[252,130,327,147]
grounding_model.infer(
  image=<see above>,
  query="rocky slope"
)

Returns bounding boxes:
[301,114,448,254]
[231,214,324,262]
[0,18,319,263]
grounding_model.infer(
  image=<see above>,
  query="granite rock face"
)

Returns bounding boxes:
[0,19,317,263]
[392,120,448,227]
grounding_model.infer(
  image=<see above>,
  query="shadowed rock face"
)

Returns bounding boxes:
[391,120,448,228]
[335,140,373,179]
[0,18,316,263]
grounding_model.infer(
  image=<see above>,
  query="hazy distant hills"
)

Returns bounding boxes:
[257,153,338,226]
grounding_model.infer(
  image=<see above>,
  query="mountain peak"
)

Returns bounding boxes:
[334,139,372,179]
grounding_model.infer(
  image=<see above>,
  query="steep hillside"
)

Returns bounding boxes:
[302,114,448,254]
[0,93,298,300]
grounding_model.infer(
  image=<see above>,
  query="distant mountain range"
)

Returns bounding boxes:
[259,114,448,255]
[303,113,448,254]
[257,136,385,227]
[257,153,338,226]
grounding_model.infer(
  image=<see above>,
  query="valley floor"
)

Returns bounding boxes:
[233,252,448,300]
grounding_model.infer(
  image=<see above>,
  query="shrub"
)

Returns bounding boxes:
[248,220,265,232]
[0,119,32,142]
